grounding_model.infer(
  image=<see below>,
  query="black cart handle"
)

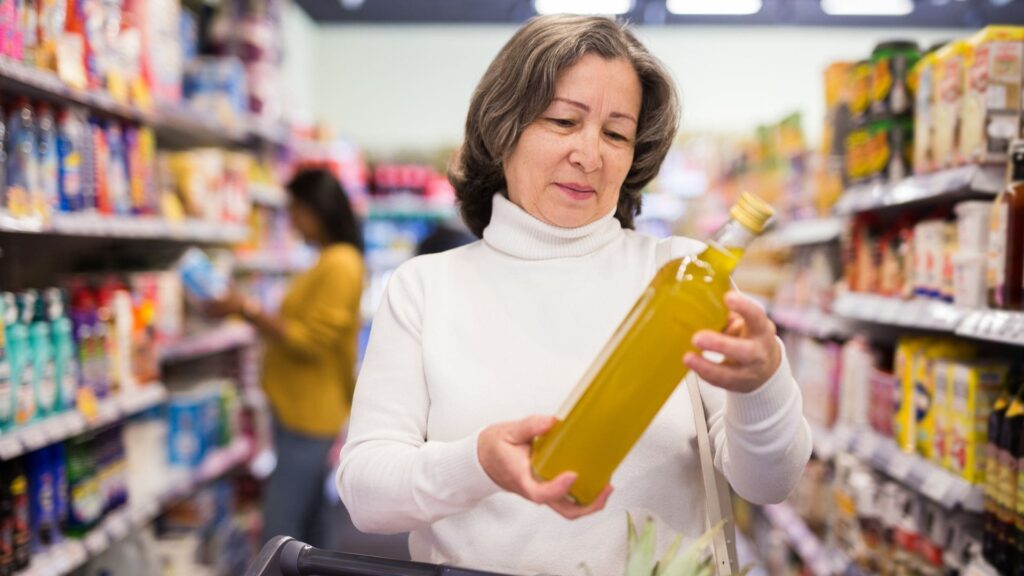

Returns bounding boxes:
[244,536,515,576]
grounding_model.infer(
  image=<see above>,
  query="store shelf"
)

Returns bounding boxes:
[159,323,257,364]
[834,165,1004,215]
[957,309,1024,346]
[770,305,850,339]
[762,503,850,576]
[833,293,966,333]
[761,217,845,248]
[13,437,253,576]
[0,384,168,461]
[0,212,249,244]
[366,196,457,220]
[234,252,313,274]
[823,425,983,513]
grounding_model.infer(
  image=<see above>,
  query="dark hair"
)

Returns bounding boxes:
[449,14,680,237]
[286,168,364,254]
[416,223,476,256]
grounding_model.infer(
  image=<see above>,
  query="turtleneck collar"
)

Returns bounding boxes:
[482,193,623,260]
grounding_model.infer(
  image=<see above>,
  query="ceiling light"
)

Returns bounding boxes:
[821,0,914,15]
[338,0,364,9]
[666,0,763,15]
[533,0,635,15]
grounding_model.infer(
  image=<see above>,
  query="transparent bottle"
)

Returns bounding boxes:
[531,192,774,505]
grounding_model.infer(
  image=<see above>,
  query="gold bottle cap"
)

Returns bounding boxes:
[730,192,774,234]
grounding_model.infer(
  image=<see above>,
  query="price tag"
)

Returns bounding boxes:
[922,472,955,505]
[888,453,915,482]
[0,435,23,459]
[21,425,49,452]
[76,389,99,423]
[65,540,88,570]
[83,529,109,555]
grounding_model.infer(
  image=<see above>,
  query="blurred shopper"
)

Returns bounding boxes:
[209,168,365,549]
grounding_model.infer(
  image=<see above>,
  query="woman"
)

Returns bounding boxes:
[210,168,365,549]
[338,15,810,576]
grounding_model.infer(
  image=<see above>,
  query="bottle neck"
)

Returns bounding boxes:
[703,218,759,274]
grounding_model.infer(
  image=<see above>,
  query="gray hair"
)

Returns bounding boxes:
[450,14,680,237]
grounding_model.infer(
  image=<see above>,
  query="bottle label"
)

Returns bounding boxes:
[988,202,1009,301]
[61,355,78,406]
[0,355,11,423]
[38,359,56,413]
[15,367,34,424]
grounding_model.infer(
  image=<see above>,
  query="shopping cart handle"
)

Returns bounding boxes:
[245,536,515,576]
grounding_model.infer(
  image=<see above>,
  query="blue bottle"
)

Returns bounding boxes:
[35,103,57,216]
[55,109,84,213]
[44,289,76,413]
[5,98,36,219]
[29,295,56,418]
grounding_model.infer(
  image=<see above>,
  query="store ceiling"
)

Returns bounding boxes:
[296,0,1024,27]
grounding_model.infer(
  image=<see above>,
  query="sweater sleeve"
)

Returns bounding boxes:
[278,249,362,361]
[697,337,812,505]
[336,261,502,534]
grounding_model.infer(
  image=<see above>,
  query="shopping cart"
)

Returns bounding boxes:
[245,536,514,576]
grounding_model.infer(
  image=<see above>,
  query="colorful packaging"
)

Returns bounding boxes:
[949,361,1010,482]
[5,98,37,219]
[45,288,77,412]
[35,103,57,218]
[64,435,101,536]
[28,306,56,418]
[915,341,975,459]
[25,449,58,551]
[870,40,920,117]
[913,50,939,174]
[960,26,1024,165]
[849,60,872,122]
[7,460,28,570]
[166,394,206,469]
[56,108,85,213]
[11,293,35,427]
[895,337,927,451]
[933,40,971,169]
[0,295,12,431]
[178,248,227,302]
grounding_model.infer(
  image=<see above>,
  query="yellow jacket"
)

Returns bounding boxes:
[262,243,364,438]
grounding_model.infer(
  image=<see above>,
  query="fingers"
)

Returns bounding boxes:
[549,484,614,520]
[692,331,758,364]
[522,471,576,503]
[724,292,772,337]
[684,352,749,393]
[506,415,557,444]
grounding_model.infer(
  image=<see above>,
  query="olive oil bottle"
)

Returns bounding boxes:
[531,192,774,505]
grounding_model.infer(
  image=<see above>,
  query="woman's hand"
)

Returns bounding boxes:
[204,290,246,318]
[478,415,613,520]
[684,291,782,394]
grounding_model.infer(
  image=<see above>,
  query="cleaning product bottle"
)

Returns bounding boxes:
[30,292,57,418]
[46,288,77,413]
[6,292,33,427]
[5,98,36,219]
[35,102,57,218]
[55,107,83,213]
[0,295,12,432]
[7,459,27,570]
[0,461,13,576]
[104,121,128,215]
[531,192,775,504]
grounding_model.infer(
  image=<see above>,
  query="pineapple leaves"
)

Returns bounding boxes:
[624,515,658,576]
[620,516,741,576]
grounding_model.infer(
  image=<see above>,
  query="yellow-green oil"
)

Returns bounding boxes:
[530,245,741,504]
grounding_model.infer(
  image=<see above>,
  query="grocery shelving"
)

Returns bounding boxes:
[831,292,1024,347]
[0,55,287,150]
[770,305,850,339]
[762,502,852,576]
[833,293,966,333]
[812,425,984,513]
[761,217,845,249]
[159,323,257,364]
[0,384,168,461]
[0,212,250,244]
[234,252,314,274]
[833,164,1004,215]
[366,196,457,220]
[12,437,253,576]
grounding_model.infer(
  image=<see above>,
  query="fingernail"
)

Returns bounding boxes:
[693,335,706,348]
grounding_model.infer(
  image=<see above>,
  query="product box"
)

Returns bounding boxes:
[915,341,974,459]
[167,395,206,469]
[933,40,971,169]
[947,361,1009,482]
[894,337,927,452]
[913,51,939,174]
[960,26,1024,165]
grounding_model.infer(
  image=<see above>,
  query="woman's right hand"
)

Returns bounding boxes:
[477,415,613,520]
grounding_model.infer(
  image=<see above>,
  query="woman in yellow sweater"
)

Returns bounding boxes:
[209,167,365,549]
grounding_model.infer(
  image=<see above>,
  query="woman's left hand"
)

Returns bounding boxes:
[683,291,781,394]
[204,290,246,319]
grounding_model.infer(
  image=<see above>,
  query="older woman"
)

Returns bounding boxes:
[337,14,811,576]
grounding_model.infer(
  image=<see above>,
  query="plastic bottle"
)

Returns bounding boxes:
[35,102,57,217]
[0,295,12,432]
[531,192,775,504]
[7,459,28,570]
[5,98,37,219]
[104,121,129,215]
[29,293,56,418]
[45,288,77,412]
[5,292,33,427]
[987,141,1024,310]
[55,108,83,212]
[0,462,14,576]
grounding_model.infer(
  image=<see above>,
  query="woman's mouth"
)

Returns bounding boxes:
[555,182,596,201]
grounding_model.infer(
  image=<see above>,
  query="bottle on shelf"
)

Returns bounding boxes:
[983,381,1014,566]
[987,140,1024,310]
[995,383,1024,571]
[56,108,85,213]
[6,98,37,220]
[36,102,58,218]
[531,192,774,504]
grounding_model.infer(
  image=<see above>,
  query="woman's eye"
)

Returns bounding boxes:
[547,118,575,128]
[606,131,630,143]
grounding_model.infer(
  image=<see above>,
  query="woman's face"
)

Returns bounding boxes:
[288,199,325,245]
[504,53,642,229]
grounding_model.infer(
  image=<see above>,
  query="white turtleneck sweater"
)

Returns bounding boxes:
[337,194,811,576]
